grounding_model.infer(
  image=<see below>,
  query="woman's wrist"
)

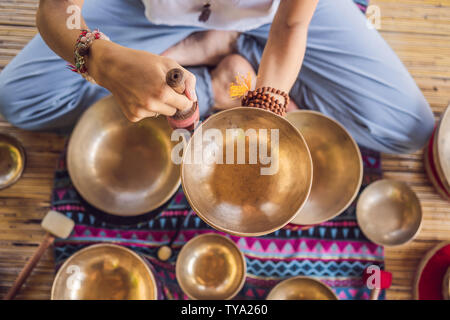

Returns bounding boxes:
[85,39,117,86]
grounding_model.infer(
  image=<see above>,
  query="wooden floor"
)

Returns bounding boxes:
[0,0,449,300]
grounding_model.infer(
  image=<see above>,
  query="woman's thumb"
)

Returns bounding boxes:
[184,73,198,102]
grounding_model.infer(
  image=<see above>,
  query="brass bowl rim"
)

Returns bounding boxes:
[51,243,158,300]
[413,241,450,300]
[435,105,450,192]
[0,133,26,190]
[356,179,423,247]
[67,95,181,216]
[180,107,313,237]
[266,275,338,300]
[287,110,363,225]
[175,233,247,300]
[424,143,450,200]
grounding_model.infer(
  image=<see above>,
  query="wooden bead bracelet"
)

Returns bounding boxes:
[241,87,289,116]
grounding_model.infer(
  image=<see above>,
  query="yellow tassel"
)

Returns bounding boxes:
[229,72,252,99]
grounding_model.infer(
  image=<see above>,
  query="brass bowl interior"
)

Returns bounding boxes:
[181,107,313,236]
[51,244,157,300]
[176,233,246,300]
[286,111,362,225]
[356,179,422,246]
[437,105,450,190]
[0,133,25,189]
[68,95,180,216]
[267,276,337,300]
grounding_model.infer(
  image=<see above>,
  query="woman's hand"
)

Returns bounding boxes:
[88,41,197,122]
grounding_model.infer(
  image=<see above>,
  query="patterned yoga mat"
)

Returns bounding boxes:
[51,145,384,300]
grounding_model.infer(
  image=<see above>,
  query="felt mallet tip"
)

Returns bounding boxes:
[41,210,75,239]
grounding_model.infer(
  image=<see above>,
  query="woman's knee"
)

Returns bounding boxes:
[403,102,435,153]
[0,73,26,129]
[0,74,49,131]
[371,92,435,154]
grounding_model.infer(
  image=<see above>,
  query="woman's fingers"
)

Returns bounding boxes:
[123,101,176,122]
[124,106,159,122]
[184,72,198,102]
[145,99,177,117]
[163,88,194,112]
[163,71,197,111]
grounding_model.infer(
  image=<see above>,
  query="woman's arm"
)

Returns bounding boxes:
[36,0,196,121]
[37,0,86,63]
[256,0,318,92]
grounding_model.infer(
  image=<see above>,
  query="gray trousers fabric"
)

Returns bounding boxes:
[0,0,434,154]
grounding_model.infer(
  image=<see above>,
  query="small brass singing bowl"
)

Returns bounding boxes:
[176,233,246,300]
[0,133,26,190]
[267,276,338,300]
[286,111,362,225]
[51,244,158,300]
[181,107,313,236]
[356,179,422,246]
[68,95,180,216]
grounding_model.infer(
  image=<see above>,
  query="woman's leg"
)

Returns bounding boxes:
[0,0,212,131]
[237,0,434,154]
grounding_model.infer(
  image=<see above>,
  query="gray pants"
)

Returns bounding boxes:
[0,0,434,154]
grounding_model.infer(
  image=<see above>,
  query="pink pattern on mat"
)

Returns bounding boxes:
[69,225,383,258]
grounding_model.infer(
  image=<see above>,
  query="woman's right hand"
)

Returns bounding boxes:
[88,40,197,122]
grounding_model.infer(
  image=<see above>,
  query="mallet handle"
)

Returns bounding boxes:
[165,68,199,129]
[370,288,381,300]
[4,233,55,300]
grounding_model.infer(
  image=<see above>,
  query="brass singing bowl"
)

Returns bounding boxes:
[176,233,246,300]
[267,276,338,300]
[286,111,362,225]
[181,107,313,236]
[0,133,25,190]
[356,179,422,246]
[68,95,180,216]
[51,244,157,300]
[436,104,450,191]
[424,145,449,200]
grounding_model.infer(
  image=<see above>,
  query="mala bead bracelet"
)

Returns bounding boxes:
[68,29,110,84]
[241,87,289,116]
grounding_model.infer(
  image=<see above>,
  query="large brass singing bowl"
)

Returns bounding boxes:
[68,95,180,216]
[436,104,450,190]
[51,244,158,300]
[286,111,362,225]
[356,179,422,246]
[0,133,25,190]
[181,107,313,236]
[267,276,338,300]
[176,233,246,300]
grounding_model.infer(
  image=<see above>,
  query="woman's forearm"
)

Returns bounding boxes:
[256,25,308,92]
[256,0,318,92]
[37,0,88,63]
[36,0,115,84]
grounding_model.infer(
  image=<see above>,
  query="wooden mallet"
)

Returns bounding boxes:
[4,210,74,300]
[166,68,200,131]
[362,267,392,300]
